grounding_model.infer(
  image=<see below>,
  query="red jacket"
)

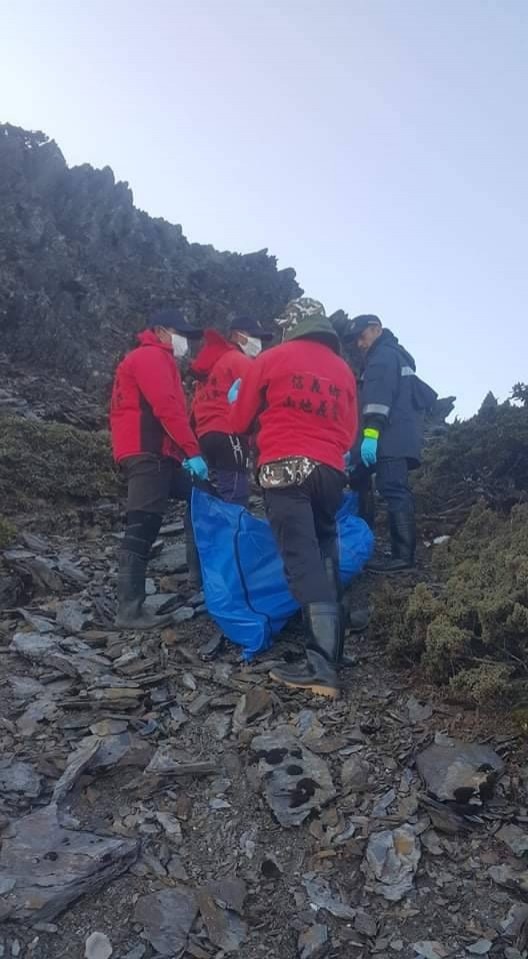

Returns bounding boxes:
[190,330,251,438]
[110,330,200,463]
[230,339,358,471]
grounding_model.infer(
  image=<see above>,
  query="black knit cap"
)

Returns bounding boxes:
[344,314,382,341]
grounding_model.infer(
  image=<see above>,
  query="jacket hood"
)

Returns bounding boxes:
[136,329,172,351]
[190,329,237,379]
[377,329,416,370]
[284,315,341,354]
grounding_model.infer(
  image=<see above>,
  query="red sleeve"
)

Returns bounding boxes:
[226,351,252,383]
[132,349,200,458]
[229,353,267,435]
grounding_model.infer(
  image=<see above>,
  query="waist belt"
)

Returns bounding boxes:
[259,456,321,489]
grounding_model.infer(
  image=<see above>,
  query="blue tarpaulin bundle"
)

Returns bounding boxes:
[191,489,374,659]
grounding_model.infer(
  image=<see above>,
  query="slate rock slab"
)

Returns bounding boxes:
[56,598,91,633]
[302,876,355,919]
[406,695,433,724]
[5,553,63,593]
[207,877,247,915]
[52,738,101,803]
[416,739,504,805]
[198,877,247,953]
[0,757,42,799]
[496,823,528,857]
[413,942,449,959]
[11,631,110,680]
[8,675,47,703]
[171,605,195,624]
[298,924,329,959]
[143,593,181,615]
[488,864,528,895]
[145,746,216,778]
[363,825,421,901]
[85,932,113,959]
[17,609,56,633]
[57,559,89,586]
[20,532,50,554]
[198,891,247,953]
[250,730,335,827]
[233,688,272,732]
[0,803,139,922]
[341,755,371,790]
[149,543,188,575]
[134,886,198,955]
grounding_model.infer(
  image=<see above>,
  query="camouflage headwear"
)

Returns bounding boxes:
[275,297,326,333]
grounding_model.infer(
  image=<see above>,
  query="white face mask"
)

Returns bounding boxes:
[171,333,189,359]
[240,335,262,358]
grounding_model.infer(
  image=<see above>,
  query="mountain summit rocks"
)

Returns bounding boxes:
[0,123,300,388]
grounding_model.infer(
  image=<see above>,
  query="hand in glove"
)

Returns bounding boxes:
[360,432,378,467]
[343,450,352,469]
[182,456,209,481]
[227,378,241,404]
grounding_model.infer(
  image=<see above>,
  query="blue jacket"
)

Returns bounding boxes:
[361,330,436,467]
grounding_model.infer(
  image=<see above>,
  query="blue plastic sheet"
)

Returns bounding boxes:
[192,489,374,659]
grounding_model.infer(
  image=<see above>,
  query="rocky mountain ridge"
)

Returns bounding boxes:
[0,123,301,391]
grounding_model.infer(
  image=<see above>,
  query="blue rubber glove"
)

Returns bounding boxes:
[182,456,209,481]
[227,378,241,404]
[360,436,378,467]
[343,451,352,469]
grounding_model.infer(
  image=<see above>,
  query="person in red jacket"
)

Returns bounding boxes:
[190,317,272,505]
[110,308,207,629]
[230,298,359,699]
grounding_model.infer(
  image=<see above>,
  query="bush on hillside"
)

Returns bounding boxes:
[414,403,528,530]
[369,502,528,706]
[0,516,16,548]
[0,414,118,512]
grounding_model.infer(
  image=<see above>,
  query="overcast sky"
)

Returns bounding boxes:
[2,0,527,416]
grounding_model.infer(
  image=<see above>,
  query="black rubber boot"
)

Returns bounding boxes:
[115,512,173,629]
[269,602,341,699]
[323,557,368,658]
[323,556,347,661]
[184,507,202,590]
[367,511,416,574]
[323,555,342,602]
[115,549,174,629]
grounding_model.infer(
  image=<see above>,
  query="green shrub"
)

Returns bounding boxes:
[449,663,513,707]
[0,414,119,512]
[371,503,528,707]
[0,515,16,547]
[414,403,528,521]
[421,617,472,680]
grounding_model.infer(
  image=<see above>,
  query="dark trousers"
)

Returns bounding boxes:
[122,454,192,516]
[120,455,200,583]
[348,462,375,528]
[375,457,414,514]
[264,465,345,606]
[199,431,250,507]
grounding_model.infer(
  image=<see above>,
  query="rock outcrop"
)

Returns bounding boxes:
[0,123,301,390]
